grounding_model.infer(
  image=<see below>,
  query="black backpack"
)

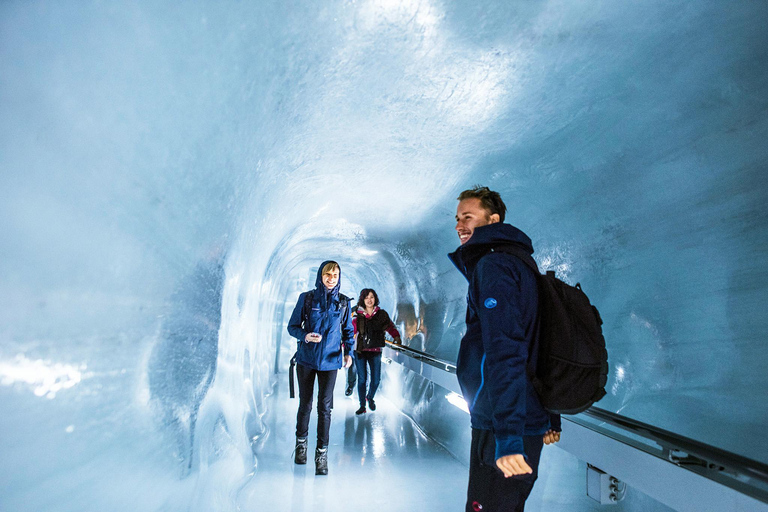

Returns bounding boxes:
[495,245,609,414]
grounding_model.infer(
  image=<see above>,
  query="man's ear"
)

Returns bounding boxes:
[489,213,501,224]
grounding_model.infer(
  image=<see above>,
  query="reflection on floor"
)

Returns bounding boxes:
[241,369,676,512]
[240,376,466,511]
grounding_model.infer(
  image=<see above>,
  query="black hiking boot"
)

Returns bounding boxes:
[345,384,354,396]
[294,437,308,465]
[355,405,366,415]
[368,398,376,411]
[315,447,328,475]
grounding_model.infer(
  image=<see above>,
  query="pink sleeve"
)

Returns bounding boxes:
[385,319,400,339]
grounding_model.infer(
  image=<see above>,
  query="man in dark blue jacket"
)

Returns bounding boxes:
[448,186,561,512]
[287,260,354,475]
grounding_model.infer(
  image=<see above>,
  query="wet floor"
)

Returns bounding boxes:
[237,367,679,512]
[240,375,467,511]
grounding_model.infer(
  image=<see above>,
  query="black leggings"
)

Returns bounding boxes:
[295,364,338,448]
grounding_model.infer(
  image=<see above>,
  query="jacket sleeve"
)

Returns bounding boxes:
[287,292,308,342]
[550,413,562,432]
[341,300,354,355]
[382,310,401,339]
[472,253,538,460]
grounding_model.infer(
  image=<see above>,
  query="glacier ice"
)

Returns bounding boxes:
[1,0,767,510]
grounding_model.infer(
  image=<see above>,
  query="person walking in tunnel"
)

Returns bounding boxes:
[287,260,354,475]
[352,288,401,415]
[449,186,562,512]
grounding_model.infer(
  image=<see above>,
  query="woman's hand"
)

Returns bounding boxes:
[305,332,322,343]
[343,355,353,368]
[393,336,402,345]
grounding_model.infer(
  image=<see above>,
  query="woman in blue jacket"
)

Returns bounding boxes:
[287,260,354,475]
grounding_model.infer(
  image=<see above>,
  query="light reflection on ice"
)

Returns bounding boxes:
[372,424,386,458]
[0,0,766,508]
[612,365,626,396]
[0,354,85,399]
[445,392,469,413]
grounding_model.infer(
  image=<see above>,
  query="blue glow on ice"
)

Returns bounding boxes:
[1,0,767,510]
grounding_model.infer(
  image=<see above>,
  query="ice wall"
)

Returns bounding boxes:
[1,0,767,510]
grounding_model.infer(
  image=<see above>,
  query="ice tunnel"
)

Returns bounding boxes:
[2,0,768,510]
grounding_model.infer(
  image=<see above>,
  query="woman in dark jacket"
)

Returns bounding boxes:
[287,260,354,475]
[353,288,401,415]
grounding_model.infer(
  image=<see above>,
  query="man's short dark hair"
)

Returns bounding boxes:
[457,185,506,223]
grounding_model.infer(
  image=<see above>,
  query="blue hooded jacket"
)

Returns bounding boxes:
[448,223,552,460]
[287,261,354,371]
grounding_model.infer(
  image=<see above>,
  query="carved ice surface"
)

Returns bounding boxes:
[1,0,767,510]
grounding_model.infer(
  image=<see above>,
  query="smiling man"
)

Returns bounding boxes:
[449,186,561,512]
[287,260,354,476]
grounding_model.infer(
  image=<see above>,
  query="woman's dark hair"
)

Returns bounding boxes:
[457,185,506,223]
[357,288,380,309]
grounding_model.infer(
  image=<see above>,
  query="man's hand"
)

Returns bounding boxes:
[343,354,353,368]
[543,429,561,445]
[305,332,322,343]
[496,454,532,478]
[393,336,402,345]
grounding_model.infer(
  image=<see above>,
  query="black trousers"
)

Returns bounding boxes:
[466,428,544,512]
[295,363,337,448]
[346,351,356,387]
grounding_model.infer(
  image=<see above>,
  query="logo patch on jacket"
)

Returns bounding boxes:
[484,298,497,309]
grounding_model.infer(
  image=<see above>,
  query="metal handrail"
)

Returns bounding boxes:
[386,341,768,503]
[578,408,768,490]
[385,340,457,373]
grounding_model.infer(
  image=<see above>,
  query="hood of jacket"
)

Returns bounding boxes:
[448,223,534,279]
[314,260,341,308]
[355,305,380,317]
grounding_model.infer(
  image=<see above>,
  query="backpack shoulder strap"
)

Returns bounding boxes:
[302,292,313,328]
[492,244,541,276]
[338,294,351,324]
[492,244,543,382]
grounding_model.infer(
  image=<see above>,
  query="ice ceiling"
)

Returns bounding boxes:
[1,0,767,510]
